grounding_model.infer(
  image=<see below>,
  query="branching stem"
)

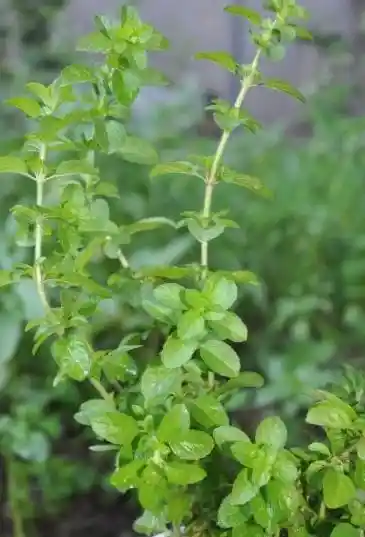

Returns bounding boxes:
[200,49,261,278]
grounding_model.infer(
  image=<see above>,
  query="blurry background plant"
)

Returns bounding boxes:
[1,0,365,536]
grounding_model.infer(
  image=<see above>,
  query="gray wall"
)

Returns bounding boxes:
[55,0,360,123]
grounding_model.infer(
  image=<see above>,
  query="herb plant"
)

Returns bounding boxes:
[1,1,365,537]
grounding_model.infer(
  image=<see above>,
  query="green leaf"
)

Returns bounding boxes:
[218,372,264,393]
[157,404,190,443]
[153,283,184,310]
[255,417,287,450]
[213,425,251,447]
[308,442,331,457]
[106,120,127,153]
[264,79,305,103]
[200,340,240,378]
[164,462,206,485]
[217,494,249,529]
[119,136,158,165]
[231,468,258,505]
[141,366,182,406]
[110,460,144,491]
[0,270,14,288]
[74,399,115,426]
[250,447,276,488]
[195,51,237,73]
[177,310,206,340]
[54,160,98,177]
[203,274,238,310]
[90,412,139,445]
[220,168,270,197]
[306,398,356,429]
[207,311,248,342]
[133,510,166,536]
[323,468,356,509]
[224,5,262,25]
[330,524,360,537]
[357,437,365,460]
[166,492,191,526]
[150,161,203,180]
[233,525,264,537]
[127,217,177,234]
[52,336,91,381]
[272,451,298,483]
[59,64,96,85]
[0,156,29,176]
[77,31,111,52]
[102,350,137,383]
[7,97,42,117]
[161,336,197,368]
[169,430,214,460]
[191,394,229,428]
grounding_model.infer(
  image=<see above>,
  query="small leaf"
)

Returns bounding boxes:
[52,336,91,381]
[200,339,240,378]
[213,425,251,447]
[195,51,237,73]
[272,451,298,483]
[220,168,270,197]
[218,372,264,394]
[7,97,42,117]
[217,494,249,529]
[60,64,96,85]
[157,404,190,443]
[110,460,144,491]
[0,156,29,176]
[91,412,139,445]
[330,523,360,537]
[106,120,127,153]
[255,417,287,450]
[177,310,206,340]
[308,442,331,457]
[153,283,184,310]
[306,398,356,429]
[150,161,203,180]
[224,5,262,25]
[164,462,206,485]
[169,430,214,460]
[54,160,98,177]
[323,468,356,509]
[119,136,158,165]
[127,217,177,234]
[231,468,257,505]
[141,366,182,406]
[264,79,305,103]
[161,336,196,368]
[191,394,229,428]
[203,273,238,310]
[208,311,248,342]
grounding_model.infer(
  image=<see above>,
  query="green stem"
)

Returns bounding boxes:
[200,49,261,278]
[90,377,112,401]
[7,456,25,537]
[34,144,50,311]
[117,248,130,269]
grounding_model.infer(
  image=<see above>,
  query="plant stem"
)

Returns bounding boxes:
[7,456,25,537]
[33,144,50,311]
[117,248,130,269]
[200,49,261,277]
[90,377,112,401]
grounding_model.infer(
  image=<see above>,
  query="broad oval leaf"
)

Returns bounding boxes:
[161,336,197,368]
[177,310,206,340]
[208,311,248,342]
[200,339,240,378]
[91,411,139,445]
[157,404,190,443]
[190,394,229,428]
[306,399,356,429]
[213,425,251,447]
[231,468,258,506]
[150,161,203,179]
[169,430,214,460]
[203,274,238,310]
[52,335,91,381]
[255,416,287,450]
[330,523,360,537]
[323,468,356,509]
[141,366,182,406]
[0,156,29,176]
[7,97,42,117]
[217,494,249,529]
[164,462,206,485]
[110,460,144,491]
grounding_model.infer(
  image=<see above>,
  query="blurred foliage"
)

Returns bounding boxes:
[1,2,365,534]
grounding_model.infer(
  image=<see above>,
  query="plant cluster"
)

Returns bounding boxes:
[1,1,365,537]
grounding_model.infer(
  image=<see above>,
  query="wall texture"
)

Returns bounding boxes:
[55,0,359,124]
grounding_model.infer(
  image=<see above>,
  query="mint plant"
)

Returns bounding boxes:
[1,2,365,537]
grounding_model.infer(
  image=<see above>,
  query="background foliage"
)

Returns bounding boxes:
[1,1,365,536]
